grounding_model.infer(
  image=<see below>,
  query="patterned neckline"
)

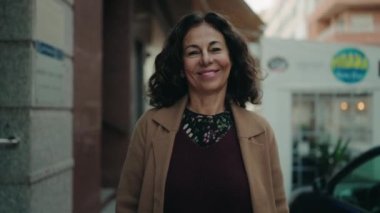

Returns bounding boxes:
[181,108,233,148]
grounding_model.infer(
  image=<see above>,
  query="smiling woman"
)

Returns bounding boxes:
[182,22,232,104]
[116,11,289,213]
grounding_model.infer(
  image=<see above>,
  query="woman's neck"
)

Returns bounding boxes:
[187,91,227,115]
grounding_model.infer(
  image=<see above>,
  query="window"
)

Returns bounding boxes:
[335,15,345,32]
[350,14,374,33]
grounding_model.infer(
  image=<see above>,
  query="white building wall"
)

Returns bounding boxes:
[259,38,380,195]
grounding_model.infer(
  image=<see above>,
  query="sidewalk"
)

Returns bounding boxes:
[101,188,116,213]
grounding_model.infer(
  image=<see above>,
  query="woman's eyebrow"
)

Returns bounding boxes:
[184,41,222,50]
[209,41,221,46]
[184,44,199,50]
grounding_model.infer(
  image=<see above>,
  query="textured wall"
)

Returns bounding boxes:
[0,0,74,212]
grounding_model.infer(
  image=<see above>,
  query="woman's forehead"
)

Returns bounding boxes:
[183,23,225,47]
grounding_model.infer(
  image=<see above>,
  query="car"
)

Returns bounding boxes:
[290,146,380,213]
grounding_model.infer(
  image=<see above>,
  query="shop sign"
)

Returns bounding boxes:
[267,56,288,72]
[331,48,368,84]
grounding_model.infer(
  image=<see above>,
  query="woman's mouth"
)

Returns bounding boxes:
[197,70,219,78]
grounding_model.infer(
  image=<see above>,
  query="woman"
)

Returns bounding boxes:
[116,12,288,213]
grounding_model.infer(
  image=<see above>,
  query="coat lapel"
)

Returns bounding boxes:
[150,97,188,212]
[231,105,274,212]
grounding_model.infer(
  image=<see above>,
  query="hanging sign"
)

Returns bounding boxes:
[331,48,368,84]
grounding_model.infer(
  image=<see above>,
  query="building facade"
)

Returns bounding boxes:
[263,0,380,45]
[258,0,380,195]
[309,0,380,45]
[260,38,380,194]
[263,0,320,39]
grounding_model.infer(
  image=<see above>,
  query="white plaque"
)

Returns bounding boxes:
[32,43,72,107]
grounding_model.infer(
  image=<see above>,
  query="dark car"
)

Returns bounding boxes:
[290,146,380,213]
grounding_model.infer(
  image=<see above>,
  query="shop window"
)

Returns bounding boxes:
[291,92,372,190]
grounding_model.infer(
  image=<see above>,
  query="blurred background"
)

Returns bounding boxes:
[0,0,379,212]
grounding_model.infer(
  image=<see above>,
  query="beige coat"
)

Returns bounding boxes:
[116,97,289,213]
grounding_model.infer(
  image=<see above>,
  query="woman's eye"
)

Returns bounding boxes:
[210,47,221,52]
[187,51,199,56]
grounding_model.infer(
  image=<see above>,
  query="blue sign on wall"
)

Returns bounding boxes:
[331,48,368,84]
[33,40,64,60]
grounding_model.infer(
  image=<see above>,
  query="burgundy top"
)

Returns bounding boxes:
[164,126,253,213]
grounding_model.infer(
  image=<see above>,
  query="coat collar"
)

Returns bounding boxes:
[230,103,265,138]
[152,96,188,131]
[152,95,265,137]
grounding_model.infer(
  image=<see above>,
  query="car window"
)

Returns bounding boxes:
[333,155,380,212]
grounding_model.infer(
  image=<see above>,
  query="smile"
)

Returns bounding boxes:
[197,69,219,77]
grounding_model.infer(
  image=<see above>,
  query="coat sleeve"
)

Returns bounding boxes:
[116,115,148,213]
[268,126,289,213]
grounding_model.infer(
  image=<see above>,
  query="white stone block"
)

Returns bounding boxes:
[30,170,72,213]
[29,110,73,175]
[33,0,73,56]
[31,45,73,108]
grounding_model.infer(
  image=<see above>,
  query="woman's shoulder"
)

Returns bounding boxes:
[247,110,271,127]
[233,107,278,144]
[134,106,178,128]
[136,99,186,132]
[130,108,161,138]
[135,108,160,125]
[232,105,272,130]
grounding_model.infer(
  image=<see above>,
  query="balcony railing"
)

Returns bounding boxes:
[318,24,380,41]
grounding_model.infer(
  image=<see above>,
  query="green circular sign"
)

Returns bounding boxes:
[331,48,368,84]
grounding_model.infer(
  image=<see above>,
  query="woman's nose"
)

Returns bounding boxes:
[201,51,212,66]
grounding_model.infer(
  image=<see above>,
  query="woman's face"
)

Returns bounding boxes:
[182,22,232,96]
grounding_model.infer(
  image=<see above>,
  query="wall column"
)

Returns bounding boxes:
[73,0,103,212]
[0,0,74,212]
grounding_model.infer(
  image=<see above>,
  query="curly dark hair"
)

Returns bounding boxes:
[148,11,262,108]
